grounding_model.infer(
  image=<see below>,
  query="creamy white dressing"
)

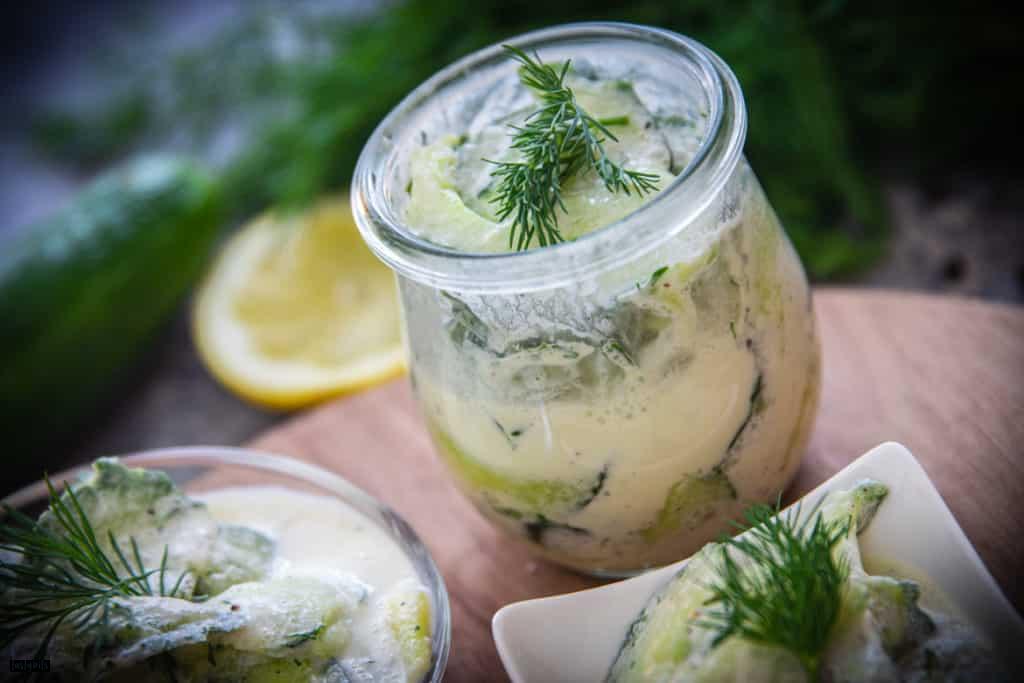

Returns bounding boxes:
[199,487,417,594]
[198,486,431,682]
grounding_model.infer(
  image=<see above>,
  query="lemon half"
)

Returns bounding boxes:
[193,197,405,409]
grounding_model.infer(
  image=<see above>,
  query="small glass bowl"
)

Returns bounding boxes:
[3,446,451,683]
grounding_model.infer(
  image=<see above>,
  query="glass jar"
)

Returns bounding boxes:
[352,22,821,575]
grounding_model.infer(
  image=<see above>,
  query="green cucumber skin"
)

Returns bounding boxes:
[0,157,223,462]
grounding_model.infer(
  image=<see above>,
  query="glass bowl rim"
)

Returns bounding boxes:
[3,445,452,683]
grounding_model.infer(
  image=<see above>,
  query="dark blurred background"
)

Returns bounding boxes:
[1,0,1021,486]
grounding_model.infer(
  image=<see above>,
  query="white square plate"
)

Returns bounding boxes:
[492,442,1023,682]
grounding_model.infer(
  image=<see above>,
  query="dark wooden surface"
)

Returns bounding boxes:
[247,288,1024,682]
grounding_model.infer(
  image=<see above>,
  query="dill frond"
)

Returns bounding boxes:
[699,502,850,676]
[487,46,660,251]
[0,476,190,659]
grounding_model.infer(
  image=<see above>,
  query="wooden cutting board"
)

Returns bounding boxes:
[247,288,1024,682]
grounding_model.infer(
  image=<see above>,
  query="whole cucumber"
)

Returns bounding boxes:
[0,157,222,465]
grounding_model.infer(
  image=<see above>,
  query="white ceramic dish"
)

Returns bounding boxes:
[492,442,1023,682]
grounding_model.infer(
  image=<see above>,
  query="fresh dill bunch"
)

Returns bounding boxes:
[0,476,190,660]
[487,45,660,251]
[699,501,850,677]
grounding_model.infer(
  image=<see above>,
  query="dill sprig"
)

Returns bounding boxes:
[487,46,660,251]
[0,476,190,660]
[699,501,850,676]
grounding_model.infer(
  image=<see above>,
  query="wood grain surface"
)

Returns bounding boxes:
[247,289,1024,682]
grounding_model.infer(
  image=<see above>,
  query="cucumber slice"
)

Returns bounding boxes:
[403,135,507,251]
[692,638,808,683]
[43,459,275,600]
[607,555,718,682]
[41,458,214,600]
[641,471,736,543]
[213,577,356,658]
[383,584,433,682]
[198,524,275,596]
[79,595,246,677]
[427,422,607,517]
[244,658,315,683]
[726,373,766,454]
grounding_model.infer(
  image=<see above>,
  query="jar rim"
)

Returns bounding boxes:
[352,22,747,295]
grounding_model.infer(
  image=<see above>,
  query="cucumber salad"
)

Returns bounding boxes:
[0,460,433,682]
[395,50,820,573]
[607,481,1008,682]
